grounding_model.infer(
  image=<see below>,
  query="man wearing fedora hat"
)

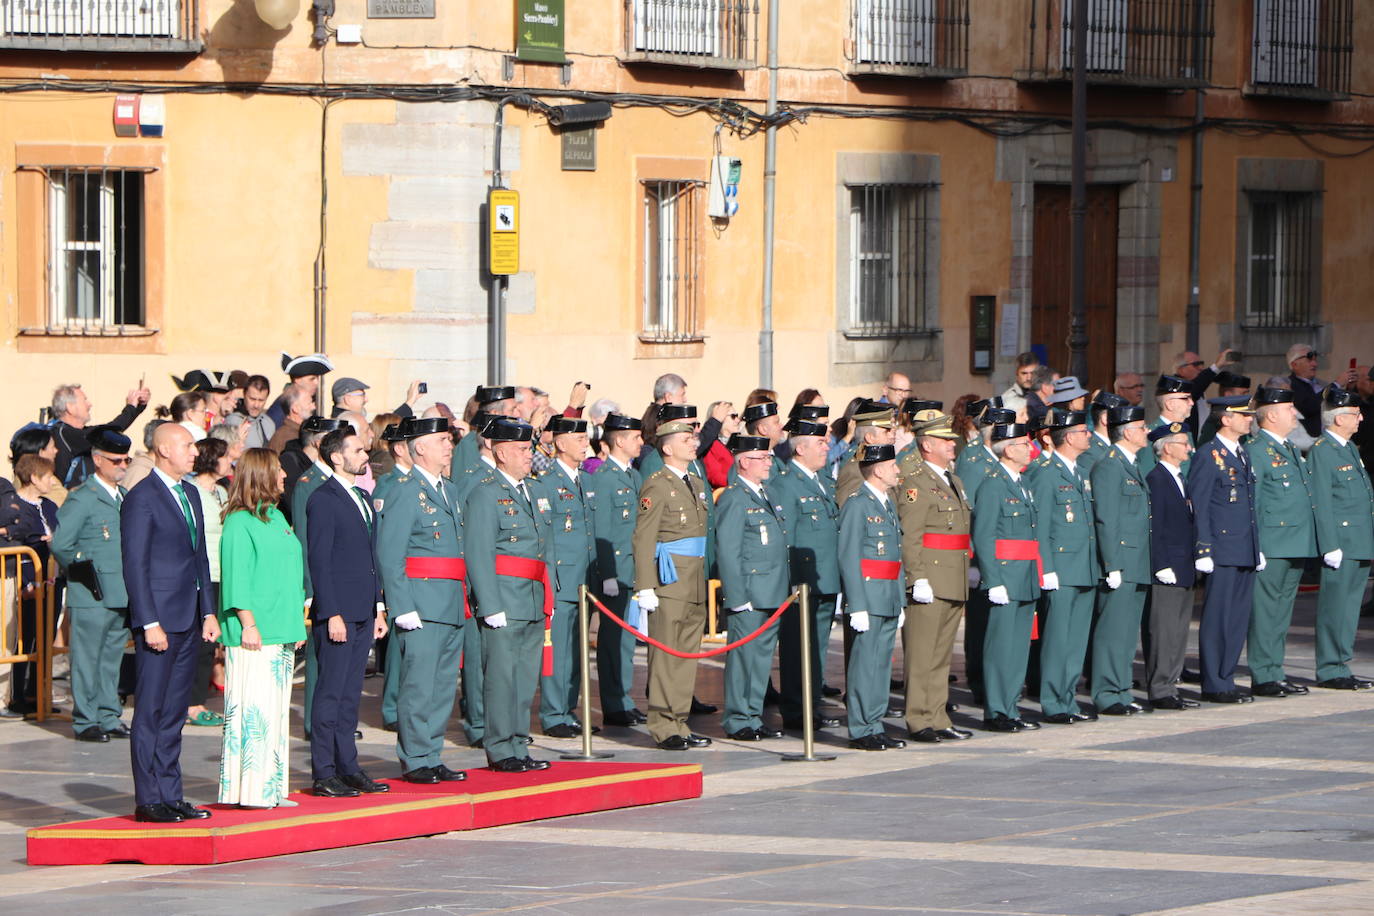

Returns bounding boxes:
[1048,377,1088,411]
[1245,387,1317,698]
[1286,344,1325,439]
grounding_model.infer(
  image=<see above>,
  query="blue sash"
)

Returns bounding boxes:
[654,536,707,585]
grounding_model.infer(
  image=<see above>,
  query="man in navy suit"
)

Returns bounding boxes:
[307,428,390,798]
[121,423,219,823]
[1145,423,1200,710]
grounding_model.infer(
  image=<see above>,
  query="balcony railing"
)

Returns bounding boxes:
[0,0,202,51]
[846,0,968,78]
[1246,0,1352,100]
[623,0,758,69]
[1018,0,1214,89]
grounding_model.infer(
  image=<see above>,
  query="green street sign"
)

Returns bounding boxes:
[516,0,565,63]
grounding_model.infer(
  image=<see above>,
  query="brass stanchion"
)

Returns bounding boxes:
[561,585,613,761]
[783,584,835,762]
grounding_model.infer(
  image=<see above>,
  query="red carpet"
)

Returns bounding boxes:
[27,761,702,866]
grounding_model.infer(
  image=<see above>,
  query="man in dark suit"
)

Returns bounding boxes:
[1286,344,1325,440]
[1144,423,1200,710]
[307,428,390,797]
[121,423,219,823]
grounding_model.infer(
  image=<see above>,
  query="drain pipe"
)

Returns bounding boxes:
[1184,4,1207,355]
[488,97,518,387]
[759,0,779,389]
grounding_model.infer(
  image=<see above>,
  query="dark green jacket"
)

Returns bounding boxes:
[715,479,790,610]
[1027,453,1097,587]
[590,457,641,586]
[465,472,553,621]
[971,465,1042,601]
[536,461,595,603]
[1090,447,1152,584]
[1309,431,1374,560]
[771,463,841,595]
[836,482,904,618]
[1246,429,1317,559]
[376,470,466,625]
[51,476,127,608]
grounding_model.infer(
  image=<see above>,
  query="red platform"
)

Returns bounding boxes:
[27,761,702,866]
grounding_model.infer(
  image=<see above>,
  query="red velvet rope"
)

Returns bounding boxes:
[589,592,793,659]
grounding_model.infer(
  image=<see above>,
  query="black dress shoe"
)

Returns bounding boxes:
[104,723,132,738]
[878,733,907,748]
[1069,712,1094,722]
[756,727,784,739]
[544,723,585,739]
[1201,690,1253,703]
[982,715,1021,732]
[1151,696,1190,710]
[602,712,639,728]
[945,702,959,713]
[134,803,183,823]
[727,727,762,741]
[168,800,212,819]
[657,735,689,750]
[1099,703,1137,716]
[1042,712,1076,724]
[683,733,712,747]
[936,726,972,740]
[690,697,717,715]
[821,684,841,697]
[628,707,649,724]
[469,738,485,750]
[1251,682,1289,698]
[314,776,362,797]
[1317,676,1372,691]
[1126,701,1146,712]
[1278,680,1309,695]
[1012,718,1040,730]
[75,726,110,742]
[521,757,551,771]
[1180,668,1202,684]
[782,715,840,730]
[341,770,391,793]
[402,766,441,784]
[490,757,529,773]
[848,734,887,750]
[518,735,534,745]
[910,727,942,743]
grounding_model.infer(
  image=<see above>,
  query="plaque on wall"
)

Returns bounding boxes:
[367,0,435,19]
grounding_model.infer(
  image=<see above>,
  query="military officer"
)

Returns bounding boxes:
[372,423,412,732]
[632,406,713,750]
[1140,375,1196,476]
[1028,409,1097,724]
[465,418,556,772]
[716,435,789,741]
[741,401,788,478]
[775,402,828,464]
[1079,390,1127,475]
[1188,396,1260,704]
[51,426,133,742]
[375,416,471,782]
[1197,372,1252,445]
[640,404,717,585]
[1088,405,1151,716]
[1144,423,1200,710]
[1246,386,1317,698]
[836,401,897,507]
[590,413,647,728]
[771,417,842,731]
[971,423,1043,731]
[535,415,596,738]
[450,385,517,486]
[838,444,906,750]
[1309,385,1374,690]
[896,398,943,464]
[897,412,974,743]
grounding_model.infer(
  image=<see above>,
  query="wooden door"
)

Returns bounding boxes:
[1031,184,1119,390]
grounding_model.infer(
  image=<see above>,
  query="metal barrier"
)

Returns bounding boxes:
[0,546,63,722]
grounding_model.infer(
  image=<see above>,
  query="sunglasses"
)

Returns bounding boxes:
[1302,352,1319,360]
[97,455,133,465]
[1182,360,1206,369]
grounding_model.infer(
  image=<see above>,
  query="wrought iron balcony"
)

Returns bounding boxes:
[1018,0,1214,89]
[846,0,968,78]
[1246,0,1352,100]
[623,0,758,70]
[0,0,202,51]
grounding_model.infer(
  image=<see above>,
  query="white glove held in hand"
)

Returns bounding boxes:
[393,612,423,631]
[1040,572,1059,592]
[1256,552,1267,573]
[849,610,870,632]
[1155,568,1177,585]
[1324,549,1343,570]
[485,612,508,628]
[602,578,620,598]
[988,585,1010,606]
[636,589,659,612]
[1106,570,1123,590]
[1195,557,1214,575]
[911,580,934,604]
[731,603,753,613]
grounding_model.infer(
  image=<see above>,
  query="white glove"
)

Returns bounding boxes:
[1106,570,1122,590]
[967,566,981,589]
[988,585,1009,606]
[485,612,508,628]
[898,609,906,628]
[1324,548,1344,570]
[1040,572,1059,592]
[849,610,870,632]
[602,578,620,598]
[1256,552,1267,573]
[1155,568,1177,585]
[911,579,934,604]
[636,589,659,612]
[731,602,753,613]
[393,611,423,631]
[1195,557,1214,575]
[305,597,313,611]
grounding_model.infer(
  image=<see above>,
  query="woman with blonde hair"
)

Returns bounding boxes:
[217,448,306,809]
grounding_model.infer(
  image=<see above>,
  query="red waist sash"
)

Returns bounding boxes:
[922,533,971,555]
[406,556,471,619]
[860,559,901,580]
[494,555,555,676]
[994,539,1044,579]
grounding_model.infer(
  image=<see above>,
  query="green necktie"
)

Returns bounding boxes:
[353,486,373,530]
[174,483,197,548]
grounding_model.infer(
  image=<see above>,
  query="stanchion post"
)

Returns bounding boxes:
[783,584,835,762]
[562,585,613,760]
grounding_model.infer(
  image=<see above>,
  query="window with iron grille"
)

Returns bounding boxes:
[848,0,969,75]
[626,0,757,67]
[642,180,703,342]
[847,184,934,335]
[0,0,201,50]
[45,168,146,330]
[1246,191,1317,328]
[1250,0,1353,96]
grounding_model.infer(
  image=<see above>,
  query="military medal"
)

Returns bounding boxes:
[679,511,687,526]
[101,525,110,540]
[760,525,769,546]
[564,516,573,532]
[1229,487,1237,503]
[1066,507,1074,523]
[877,540,886,556]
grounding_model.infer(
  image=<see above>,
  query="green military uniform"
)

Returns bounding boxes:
[1309,429,1374,683]
[449,430,481,481]
[952,438,999,702]
[715,475,790,736]
[1078,431,1112,475]
[453,455,495,744]
[1028,452,1098,717]
[1089,445,1152,710]
[535,459,595,731]
[590,456,643,719]
[971,463,1042,722]
[292,460,330,734]
[838,480,904,740]
[376,467,470,773]
[51,475,129,737]
[632,464,710,744]
[371,461,410,731]
[1245,427,1317,687]
[896,457,971,734]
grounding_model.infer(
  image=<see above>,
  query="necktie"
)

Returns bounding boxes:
[175,484,197,548]
[435,478,449,508]
[352,486,373,529]
[517,482,533,513]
